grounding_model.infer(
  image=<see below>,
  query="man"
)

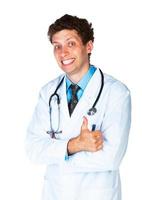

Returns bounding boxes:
[26,14,131,200]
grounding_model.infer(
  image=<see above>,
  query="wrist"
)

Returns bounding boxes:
[67,136,81,155]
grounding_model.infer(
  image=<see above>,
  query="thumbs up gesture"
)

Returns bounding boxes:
[79,116,103,152]
[67,117,103,155]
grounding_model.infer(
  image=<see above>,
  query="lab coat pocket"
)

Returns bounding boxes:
[87,101,106,131]
[78,187,119,200]
[87,114,101,131]
[78,171,120,200]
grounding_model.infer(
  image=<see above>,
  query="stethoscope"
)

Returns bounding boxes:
[47,68,104,138]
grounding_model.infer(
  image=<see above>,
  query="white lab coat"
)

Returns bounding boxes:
[26,68,131,200]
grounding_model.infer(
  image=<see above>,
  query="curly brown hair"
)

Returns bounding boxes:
[47,14,94,61]
[48,14,94,44]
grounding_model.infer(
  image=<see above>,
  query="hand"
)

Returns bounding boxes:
[67,117,103,155]
[78,116,103,152]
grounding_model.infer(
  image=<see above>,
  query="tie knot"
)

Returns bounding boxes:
[70,84,80,95]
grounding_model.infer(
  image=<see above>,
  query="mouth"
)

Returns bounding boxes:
[61,58,75,66]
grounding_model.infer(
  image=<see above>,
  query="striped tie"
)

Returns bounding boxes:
[68,84,80,116]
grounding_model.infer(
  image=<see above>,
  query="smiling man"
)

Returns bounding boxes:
[51,29,93,83]
[26,14,131,200]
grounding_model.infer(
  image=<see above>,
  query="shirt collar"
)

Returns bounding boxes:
[66,65,96,91]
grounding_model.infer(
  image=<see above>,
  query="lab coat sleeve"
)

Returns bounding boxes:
[25,87,69,165]
[65,81,131,172]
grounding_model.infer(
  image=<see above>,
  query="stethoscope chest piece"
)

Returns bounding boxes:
[87,107,97,116]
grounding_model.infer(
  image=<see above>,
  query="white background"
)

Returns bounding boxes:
[0,0,142,199]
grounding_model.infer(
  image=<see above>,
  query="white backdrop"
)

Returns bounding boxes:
[0,0,142,199]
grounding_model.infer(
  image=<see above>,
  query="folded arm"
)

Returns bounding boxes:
[25,88,69,165]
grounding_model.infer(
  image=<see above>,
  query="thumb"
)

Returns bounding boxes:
[81,116,88,130]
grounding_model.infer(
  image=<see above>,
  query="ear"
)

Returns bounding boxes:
[86,40,93,53]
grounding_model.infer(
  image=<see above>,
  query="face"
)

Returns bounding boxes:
[51,29,93,79]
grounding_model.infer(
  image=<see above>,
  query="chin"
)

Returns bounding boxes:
[60,65,75,74]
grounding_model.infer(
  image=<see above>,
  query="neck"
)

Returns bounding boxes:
[67,64,90,84]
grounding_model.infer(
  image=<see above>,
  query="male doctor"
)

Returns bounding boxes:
[26,14,131,200]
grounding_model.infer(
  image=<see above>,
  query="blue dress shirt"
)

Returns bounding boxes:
[66,65,96,102]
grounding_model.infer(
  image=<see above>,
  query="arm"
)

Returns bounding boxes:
[25,88,69,165]
[65,82,131,172]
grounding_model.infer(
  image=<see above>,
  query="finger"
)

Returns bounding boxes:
[81,116,88,130]
[95,139,103,147]
[97,144,103,151]
[92,131,102,138]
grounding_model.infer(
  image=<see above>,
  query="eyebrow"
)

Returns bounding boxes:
[52,42,59,44]
[66,37,75,41]
[52,36,76,44]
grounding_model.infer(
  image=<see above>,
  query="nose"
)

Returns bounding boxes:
[60,45,69,57]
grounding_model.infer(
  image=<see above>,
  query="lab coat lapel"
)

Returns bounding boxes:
[69,68,102,126]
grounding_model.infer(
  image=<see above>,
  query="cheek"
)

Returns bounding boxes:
[54,52,60,61]
[72,48,82,57]
[77,50,86,60]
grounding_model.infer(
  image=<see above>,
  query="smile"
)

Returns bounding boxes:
[61,58,75,65]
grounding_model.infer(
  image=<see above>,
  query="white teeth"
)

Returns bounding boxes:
[62,59,74,65]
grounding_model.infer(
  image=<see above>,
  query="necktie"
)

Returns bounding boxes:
[68,84,80,116]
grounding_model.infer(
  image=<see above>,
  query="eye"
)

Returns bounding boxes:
[68,41,75,47]
[54,44,61,50]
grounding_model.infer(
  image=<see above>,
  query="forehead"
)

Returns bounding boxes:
[52,29,82,43]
